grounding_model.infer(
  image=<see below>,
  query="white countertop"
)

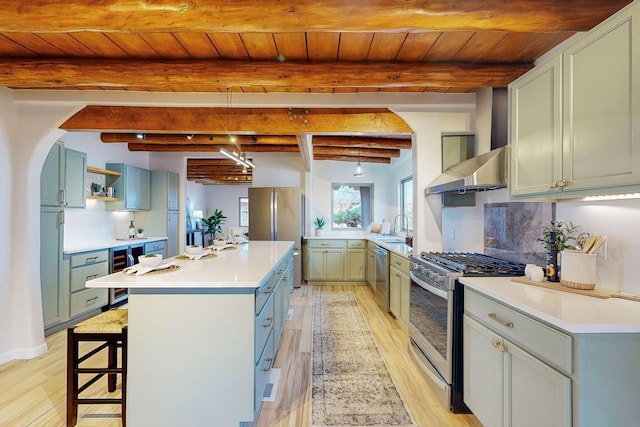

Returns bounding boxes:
[86,240,294,290]
[460,276,640,334]
[64,236,168,254]
[304,233,413,258]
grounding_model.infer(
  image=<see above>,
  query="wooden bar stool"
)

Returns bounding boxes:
[67,309,128,426]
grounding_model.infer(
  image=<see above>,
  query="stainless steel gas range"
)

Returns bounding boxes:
[408,252,525,413]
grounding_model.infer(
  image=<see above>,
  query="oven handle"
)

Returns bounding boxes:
[410,271,449,300]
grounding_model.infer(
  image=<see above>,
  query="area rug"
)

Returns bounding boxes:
[312,291,416,426]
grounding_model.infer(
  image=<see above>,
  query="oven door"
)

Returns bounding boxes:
[409,271,453,385]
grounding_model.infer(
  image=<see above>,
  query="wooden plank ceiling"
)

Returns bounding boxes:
[0,0,631,183]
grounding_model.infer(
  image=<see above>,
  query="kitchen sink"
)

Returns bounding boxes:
[374,236,407,243]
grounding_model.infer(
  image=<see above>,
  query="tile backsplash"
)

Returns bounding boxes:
[484,202,552,265]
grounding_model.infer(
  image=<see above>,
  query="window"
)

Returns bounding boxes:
[239,197,249,227]
[400,177,413,232]
[331,184,372,229]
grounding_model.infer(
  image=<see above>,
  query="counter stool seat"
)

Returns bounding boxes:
[67,309,128,427]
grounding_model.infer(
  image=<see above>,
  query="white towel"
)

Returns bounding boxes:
[124,261,177,276]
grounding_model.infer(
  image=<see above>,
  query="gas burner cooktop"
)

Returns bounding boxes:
[418,252,525,277]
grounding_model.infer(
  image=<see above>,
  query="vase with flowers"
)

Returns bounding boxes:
[538,221,579,282]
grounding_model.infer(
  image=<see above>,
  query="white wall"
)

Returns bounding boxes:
[395,112,472,254]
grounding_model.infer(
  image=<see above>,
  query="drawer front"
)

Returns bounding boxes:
[390,253,409,272]
[465,288,573,374]
[145,240,166,253]
[70,262,109,293]
[255,273,275,314]
[307,239,346,249]
[255,295,274,363]
[70,250,108,268]
[347,239,366,249]
[254,330,275,413]
[70,287,108,317]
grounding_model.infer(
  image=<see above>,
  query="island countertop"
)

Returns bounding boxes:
[85,240,294,290]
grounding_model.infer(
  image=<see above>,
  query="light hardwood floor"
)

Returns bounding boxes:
[0,285,482,427]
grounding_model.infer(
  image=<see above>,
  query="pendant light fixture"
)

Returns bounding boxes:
[354,152,364,177]
[220,88,255,169]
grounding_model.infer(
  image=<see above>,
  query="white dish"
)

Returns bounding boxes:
[139,254,163,267]
[185,245,203,255]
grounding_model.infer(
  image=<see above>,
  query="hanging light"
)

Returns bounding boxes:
[353,160,364,177]
[354,151,364,177]
[219,88,255,168]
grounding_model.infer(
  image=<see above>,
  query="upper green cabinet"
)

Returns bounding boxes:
[105,163,151,211]
[41,142,65,207]
[510,56,563,197]
[41,142,86,208]
[64,148,87,208]
[510,3,640,199]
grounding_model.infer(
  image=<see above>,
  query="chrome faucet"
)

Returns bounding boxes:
[393,214,409,237]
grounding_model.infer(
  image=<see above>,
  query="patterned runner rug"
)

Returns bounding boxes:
[312,291,416,426]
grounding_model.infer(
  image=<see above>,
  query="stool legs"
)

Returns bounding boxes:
[66,328,79,427]
[66,327,127,427]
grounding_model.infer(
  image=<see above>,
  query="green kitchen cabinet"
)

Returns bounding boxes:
[306,239,345,282]
[389,252,410,329]
[63,148,86,208]
[105,163,151,211]
[67,250,109,318]
[41,142,65,207]
[345,240,366,281]
[40,207,67,329]
[41,142,86,208]
[366,241,376,287]
[510,4,640,199]
[463,314,571,427]
[142,170,180,257]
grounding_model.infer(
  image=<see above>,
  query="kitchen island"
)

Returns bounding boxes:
[460,277,640,427]
[86,240,295,427]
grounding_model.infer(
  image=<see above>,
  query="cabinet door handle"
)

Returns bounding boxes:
[498,343,508,353]
[488,312,514,328]
[557,179,568,188]
[86,256,98,263]
[262,357,274,372]
[85,273,100,281]
[491,339,500,348]
[85,296,99,307]
[263,317,273,328]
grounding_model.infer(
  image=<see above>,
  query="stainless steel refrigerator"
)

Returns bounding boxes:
[248,187,302,287]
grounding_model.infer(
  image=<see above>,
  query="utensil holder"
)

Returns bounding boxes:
[560,251,596,290]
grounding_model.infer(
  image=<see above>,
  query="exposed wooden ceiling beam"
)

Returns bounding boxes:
[312,146,400,158]
[0,1,628,33]
[128,143,300,152]
[62,106,412,134]
[312,136,412,150]
[187,159,249,167]
[2,59,531,90]
[101,133,298,145]
[313,154,391,164]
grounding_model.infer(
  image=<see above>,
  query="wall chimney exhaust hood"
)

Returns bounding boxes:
[425,146,508,195]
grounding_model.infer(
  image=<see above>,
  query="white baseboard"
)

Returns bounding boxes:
[0,342,48,366]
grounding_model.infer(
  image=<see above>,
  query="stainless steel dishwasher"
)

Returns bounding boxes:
[374,244,390,312]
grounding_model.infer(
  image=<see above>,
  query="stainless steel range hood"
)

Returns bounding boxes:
[425,146,508,195]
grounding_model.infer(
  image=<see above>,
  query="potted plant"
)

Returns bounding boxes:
[202,209,227,245]
[538,221,580,282]
[313,217,327,236]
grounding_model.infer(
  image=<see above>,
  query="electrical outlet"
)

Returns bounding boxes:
[449,228,455,240]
